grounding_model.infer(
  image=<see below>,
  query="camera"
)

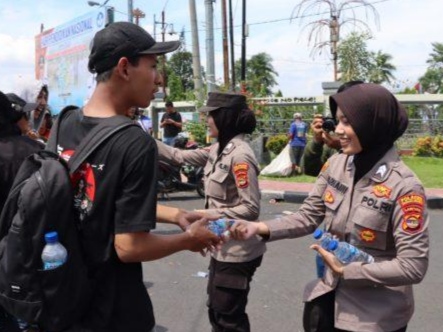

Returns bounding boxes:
[322,117,336,133]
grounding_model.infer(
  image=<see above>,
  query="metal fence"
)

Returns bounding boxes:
[253,118,443,150]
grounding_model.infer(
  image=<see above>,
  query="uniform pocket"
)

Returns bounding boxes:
[323,189,345,230]
[351,205,389,250]
[206,168,229,200]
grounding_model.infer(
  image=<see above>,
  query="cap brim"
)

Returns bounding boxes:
[139,40,181,55]
[197,106,221,113]
[23,103,39,113]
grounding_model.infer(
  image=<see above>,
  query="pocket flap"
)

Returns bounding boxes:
[352,205,389,232]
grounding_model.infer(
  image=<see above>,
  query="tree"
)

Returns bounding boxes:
[337,32,395,84]
[367,50,396,84]
[420,42,443,93]
[337,32,372,81]
[234,52,278,96]
[167,51,194,98]
[291,0,379,80]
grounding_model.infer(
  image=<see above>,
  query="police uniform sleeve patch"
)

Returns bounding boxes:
[398,193,425,234]
[321,160,329,173]
[233,162,249,189]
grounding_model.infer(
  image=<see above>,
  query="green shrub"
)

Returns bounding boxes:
[431,135,443,157]
[413,135,443,157]
[185,121,207,146]
[265,134,288,155]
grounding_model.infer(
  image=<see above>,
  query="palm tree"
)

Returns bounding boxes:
[368,50,396,84]
[235,52,278,96]
[291,0,379,81]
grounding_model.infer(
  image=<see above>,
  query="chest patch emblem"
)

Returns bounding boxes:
[360,229,376,242]
[398,193,425,234]
[324,190,334,204]
[372,184,392,199]
[233,163,249,189]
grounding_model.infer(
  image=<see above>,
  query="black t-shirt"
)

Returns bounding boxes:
[0,135,43,212]
[161,111,182,138]
[56,109,157,331]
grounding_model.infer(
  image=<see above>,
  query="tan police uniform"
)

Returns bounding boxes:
[156,135,266,261]
[262,146,429,332]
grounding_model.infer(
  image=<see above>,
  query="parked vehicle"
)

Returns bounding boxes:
[157,133,205,198]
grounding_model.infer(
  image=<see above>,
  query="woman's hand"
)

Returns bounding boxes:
[310,244,344,276]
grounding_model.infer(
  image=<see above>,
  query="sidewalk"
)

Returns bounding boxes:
[259,179,443,209]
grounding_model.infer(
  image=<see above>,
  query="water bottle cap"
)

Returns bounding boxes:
[328,239,338,251]
[45,231,59,244]
[313,229,323,239]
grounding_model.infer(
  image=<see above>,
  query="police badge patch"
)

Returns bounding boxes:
[398,193,425,234]
[233,163,249,189]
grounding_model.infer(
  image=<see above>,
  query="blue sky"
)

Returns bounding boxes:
[0,0,442,97]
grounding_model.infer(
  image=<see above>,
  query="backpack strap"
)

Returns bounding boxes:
[46,105,79,153]
[47,106,140,174]
[68,115,139,174]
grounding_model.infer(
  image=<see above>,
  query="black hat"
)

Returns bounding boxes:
[165,101,174,107]
[6,93,38,114]
[0,91,34,123]
[198,92,248,113]
[88,22,181,74]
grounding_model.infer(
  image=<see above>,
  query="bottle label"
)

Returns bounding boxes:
[43,260,65,270]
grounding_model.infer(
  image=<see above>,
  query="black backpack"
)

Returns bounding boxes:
[0,107,137,331]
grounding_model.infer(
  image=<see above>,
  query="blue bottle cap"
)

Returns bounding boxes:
[328,239,338,251]
[45,231,59,244]
[313,229,323,239]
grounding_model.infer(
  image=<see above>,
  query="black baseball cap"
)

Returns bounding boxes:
[0,91,36,123]
[88,21,181,74]
[198,92,249,113]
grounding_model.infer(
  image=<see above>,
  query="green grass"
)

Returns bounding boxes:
[260,156,443,188]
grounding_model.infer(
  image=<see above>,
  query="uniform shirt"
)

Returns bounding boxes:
[160,111,182,138]
[0,135,43,212]
[157,134,265,263]
[263,146,429,332]
[54,109,158,332]
[289,120,308,147]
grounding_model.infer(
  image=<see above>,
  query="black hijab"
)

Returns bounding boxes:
[329,83,409,183]
[210,107,256,155]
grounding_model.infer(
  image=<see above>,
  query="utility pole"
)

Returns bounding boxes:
[128,0,133,23]
[240,0,247,93]
[204,0,216,93]
[161,10,168,100]
[221,0,229,89]
[133,8,145,26]
[189,0,204,101]
[228,0,235,91]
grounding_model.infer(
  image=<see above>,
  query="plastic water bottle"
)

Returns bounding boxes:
[328,239,374,264]
[207,219,234,237]
[313,229,334,278]
[42,231,67,270]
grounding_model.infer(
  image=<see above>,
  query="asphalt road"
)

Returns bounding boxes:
[143,191,443,332]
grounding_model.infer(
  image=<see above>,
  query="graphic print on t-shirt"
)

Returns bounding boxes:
[61,149,96,221]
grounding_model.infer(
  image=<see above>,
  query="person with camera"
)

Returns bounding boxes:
[302,81,364,176]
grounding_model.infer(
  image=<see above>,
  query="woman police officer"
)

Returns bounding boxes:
[156,92,264,332]
[230,83,429,332]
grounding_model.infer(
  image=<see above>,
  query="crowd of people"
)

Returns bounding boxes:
[0,20,430,332]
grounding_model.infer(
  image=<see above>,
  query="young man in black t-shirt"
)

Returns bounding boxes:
[160,101,182,146]
[50,22,220,332]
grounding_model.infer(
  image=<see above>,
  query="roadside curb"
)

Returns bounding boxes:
[261,190,443,210]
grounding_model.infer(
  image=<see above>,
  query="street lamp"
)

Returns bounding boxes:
[87,0,132,23]
[87,0,110,7]
[87,0,114,24]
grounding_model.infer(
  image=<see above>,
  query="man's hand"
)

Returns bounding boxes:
[311,115,324,144]
[310,244,344,275]
[177,210,205,231]
[229,220,260,240]
[186,219,223,252]
[322,131,341,150]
